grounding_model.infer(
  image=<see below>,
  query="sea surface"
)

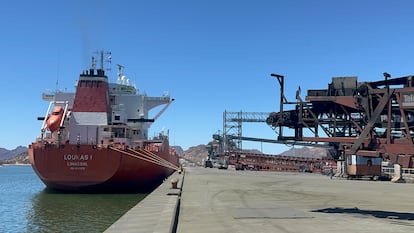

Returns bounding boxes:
[0,165,146,233]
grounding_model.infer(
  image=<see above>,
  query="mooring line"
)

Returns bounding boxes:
[109,146,179,170]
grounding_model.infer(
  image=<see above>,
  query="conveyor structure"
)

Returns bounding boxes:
[266,73,414,178]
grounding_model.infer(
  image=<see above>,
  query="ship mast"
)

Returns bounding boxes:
[117,64,124,79]
[91,56,96,70]
[96,50,112,71]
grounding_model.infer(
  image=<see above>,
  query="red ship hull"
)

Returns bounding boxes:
[29,142,179,192]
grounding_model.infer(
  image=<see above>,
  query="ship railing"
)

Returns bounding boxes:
[42,93,55,101]
[382,167,394,176]
[99,125,133,138]
[145,139,164,143]
[112,137,130,145]
[37,134,54,143]
[382,166,414,178]
[101,131,114,138]
[101,137,131,146]
[402,168,414,175]
[151,132,169,141]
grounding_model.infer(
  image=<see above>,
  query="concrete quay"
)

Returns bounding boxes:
[104,171,183,233]
[106,167,414,233]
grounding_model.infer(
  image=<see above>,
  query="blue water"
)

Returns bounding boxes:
[0,165,145,233]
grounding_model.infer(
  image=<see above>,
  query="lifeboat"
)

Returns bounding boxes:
[46,106,64,132]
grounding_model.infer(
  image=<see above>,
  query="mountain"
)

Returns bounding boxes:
[171,146,184,154]
[1,152,29,164]
[181,144,209,165]
[0,146,28,161]
[280,146,327,159]
[181,145,268,166]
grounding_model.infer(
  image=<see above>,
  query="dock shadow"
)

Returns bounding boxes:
[312,207,414,220]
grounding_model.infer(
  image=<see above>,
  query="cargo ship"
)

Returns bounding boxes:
[29,51,179,192]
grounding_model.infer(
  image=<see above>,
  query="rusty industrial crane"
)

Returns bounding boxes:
[266,73,414,178]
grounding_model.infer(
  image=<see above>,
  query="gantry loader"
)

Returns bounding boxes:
[267,73,414,179]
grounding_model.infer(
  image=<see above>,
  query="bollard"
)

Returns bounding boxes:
[171,178,179,189]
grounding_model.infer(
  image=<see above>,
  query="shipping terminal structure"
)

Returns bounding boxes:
[29,51,179,192]
[265,73,414,179]
[212,73,414,179]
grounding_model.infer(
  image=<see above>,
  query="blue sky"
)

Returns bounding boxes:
[1,0,414,154]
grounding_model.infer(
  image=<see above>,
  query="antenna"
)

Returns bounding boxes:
[94,50,112,71]
[116,64,131,85]
[91,56,96,70]
[107,52,112,72]
[55,51,60,91]
[100,50,104,70]
[117,64,124,78]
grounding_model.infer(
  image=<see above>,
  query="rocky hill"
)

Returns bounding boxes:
[1,152,29,164]
[280,146,327,159]
[181,144,209,165]
[171,146,184,154]
[0,146,27,161]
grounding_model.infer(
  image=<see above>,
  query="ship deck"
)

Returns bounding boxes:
[104,167,414,233]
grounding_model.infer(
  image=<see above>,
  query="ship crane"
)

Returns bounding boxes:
[266,73,414,180]
[148,98,175,128]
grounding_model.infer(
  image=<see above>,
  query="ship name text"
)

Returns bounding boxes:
[64,154,93,161]
[64,154,93,170]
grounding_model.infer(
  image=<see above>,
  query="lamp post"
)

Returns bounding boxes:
[271,73,285,140]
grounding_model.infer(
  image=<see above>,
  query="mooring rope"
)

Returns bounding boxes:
[109,146,179,170]
[135,148,179,170]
